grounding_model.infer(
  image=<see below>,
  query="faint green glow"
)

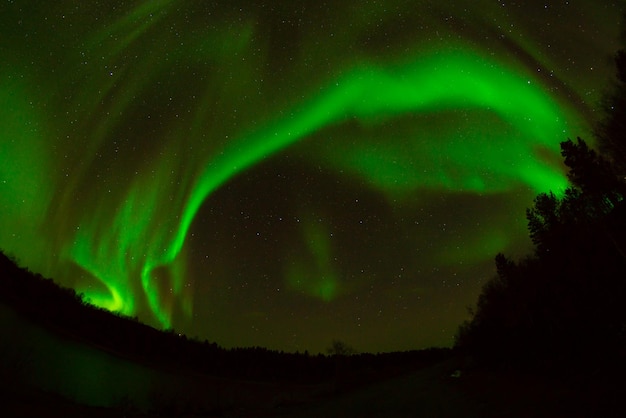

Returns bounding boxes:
[285,219,339,301]
[0,75,52,269]
[436,229,510,265]
[90,0,175,57]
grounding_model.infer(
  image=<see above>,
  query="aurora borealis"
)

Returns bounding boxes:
[1,1,623,353]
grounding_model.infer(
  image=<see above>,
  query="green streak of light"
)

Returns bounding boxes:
[177,49,572,266]
[80,48,574,317]
[3,30,577,323]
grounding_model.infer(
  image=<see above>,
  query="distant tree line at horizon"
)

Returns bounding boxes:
[455,43,626,375]
[0,250,450,386]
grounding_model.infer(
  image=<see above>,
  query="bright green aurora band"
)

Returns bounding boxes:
[0,1,618,351]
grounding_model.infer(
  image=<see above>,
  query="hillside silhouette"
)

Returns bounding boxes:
[0,251,449,383]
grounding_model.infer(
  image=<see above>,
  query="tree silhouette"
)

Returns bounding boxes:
[595,30,626,174]
[562,138,624,210]
[326,340,357,357]
[526,191,561,256]
[456,134,626,373]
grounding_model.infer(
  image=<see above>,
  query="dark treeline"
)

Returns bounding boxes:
[0,251,450,384]
[455,43,626,376]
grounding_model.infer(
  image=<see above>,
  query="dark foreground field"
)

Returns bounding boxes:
[277,360,623,418]
[1,355,622,418]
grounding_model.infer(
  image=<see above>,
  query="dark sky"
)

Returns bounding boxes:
[0,0,623,353]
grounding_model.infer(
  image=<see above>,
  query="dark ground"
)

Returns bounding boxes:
[1,356,623,418]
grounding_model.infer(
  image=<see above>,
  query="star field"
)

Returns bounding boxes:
[0,0,623,353]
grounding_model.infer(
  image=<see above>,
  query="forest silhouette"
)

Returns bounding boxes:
[455,44,626,377]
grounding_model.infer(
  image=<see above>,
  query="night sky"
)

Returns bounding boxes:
[1,0,623,354]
